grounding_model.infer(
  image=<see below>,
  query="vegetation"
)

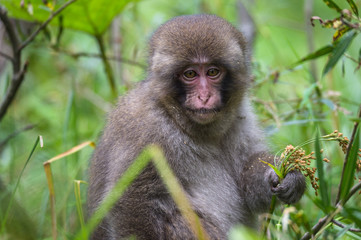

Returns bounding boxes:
[0,0,360,239]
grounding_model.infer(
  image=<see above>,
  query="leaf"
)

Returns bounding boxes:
[260,160,284,179]
[314,130,330,208]
[322,0,342,12]
[0,0,137,35]
[348,117,361,123]
[59,0,137,35]
[339,126,360,201]
[333,26,352,42]
[346,0,359,17]
[150,145,209,240]
[292,45,334,67]
[323,30,357,76]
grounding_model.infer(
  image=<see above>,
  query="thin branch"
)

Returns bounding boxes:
[335,104,361,204]
[65,51,146,68]
[0,124,36,151]
[344,53,359,64]
[18,0,77,51]
[0,61,28,121]
[331,219,361,232]
[0,7,23,122]
[0,6,21,71]
[0,1,76,122]
[301,205,342,240]
[94,34,117,98]
[0,51,14,62]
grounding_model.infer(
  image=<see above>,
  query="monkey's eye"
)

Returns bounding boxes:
[183,70,197,79]
[207,68,220,77]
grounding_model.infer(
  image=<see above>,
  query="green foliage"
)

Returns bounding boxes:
[76,145,152,239]
[323,30,357,76]
[0,0,138,35]
[314,130,330,209]
[0,0,360,239]
[339,127,360,202]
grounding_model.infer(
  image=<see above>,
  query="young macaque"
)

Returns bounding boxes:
[87,14,305,240]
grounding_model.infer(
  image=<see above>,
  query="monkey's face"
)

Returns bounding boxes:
[179,63,224,124]
[149,15,251,125]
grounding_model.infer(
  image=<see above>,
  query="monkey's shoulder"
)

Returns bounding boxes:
[102,85,168,145]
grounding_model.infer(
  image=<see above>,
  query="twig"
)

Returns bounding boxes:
[95,34,117,98]
[18,0,77,51]
[331,219,361,232]
[0,0,76,122]
[0,6,21,71]
[0,124,36,150]
[62,51,146,68]
[335,104,361,204]
[0,51,13,62]
[0,61,28,121]
[301,205,342,240]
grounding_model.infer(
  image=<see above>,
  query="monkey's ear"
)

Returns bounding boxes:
[236,32,251,63]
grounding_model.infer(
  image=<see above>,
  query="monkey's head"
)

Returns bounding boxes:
[148,15,251,126]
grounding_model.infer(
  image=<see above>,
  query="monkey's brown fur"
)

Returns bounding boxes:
[87,15,305,239]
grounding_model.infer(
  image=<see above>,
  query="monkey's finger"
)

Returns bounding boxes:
[268,170,280,188]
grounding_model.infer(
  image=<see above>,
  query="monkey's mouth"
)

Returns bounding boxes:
[186,107,221,115]
[185,107,221,123]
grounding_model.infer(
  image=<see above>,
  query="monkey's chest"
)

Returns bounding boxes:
[186,162,242,234]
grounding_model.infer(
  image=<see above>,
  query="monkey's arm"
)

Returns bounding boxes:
[240,153,306,213]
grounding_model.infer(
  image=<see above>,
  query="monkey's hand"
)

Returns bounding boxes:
[269,170,306,204]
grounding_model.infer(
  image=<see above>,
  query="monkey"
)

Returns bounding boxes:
[87,14,306,240]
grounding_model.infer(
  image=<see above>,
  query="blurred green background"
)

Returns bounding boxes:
[0,0,360,239]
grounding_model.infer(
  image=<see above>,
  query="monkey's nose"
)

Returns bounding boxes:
[198,94,211,104]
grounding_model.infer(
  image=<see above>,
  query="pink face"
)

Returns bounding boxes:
[180,64,224,124]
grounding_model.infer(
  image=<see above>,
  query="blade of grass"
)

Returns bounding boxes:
[43,141,95,240]
[315,130,330,210]
[323,31,357,76]
[149,145,210,240]
[336,106,361,204]
[291,45,334,67]
[75,146,153,240]
[263,195,277,236]
[322,0,342,12]
[339,126,360,202]
[77,144,209,240]
[346,0,359,17]
[260,160,283,179]
[0,135,43,235]
[43,162,56,240]
[74,180,87,233]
